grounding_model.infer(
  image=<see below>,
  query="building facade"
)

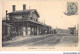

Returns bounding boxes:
[53,27,77,36]
[2,4,53,37]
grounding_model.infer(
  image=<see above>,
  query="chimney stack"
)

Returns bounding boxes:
[23,4,26,10]
[12,5,16,11]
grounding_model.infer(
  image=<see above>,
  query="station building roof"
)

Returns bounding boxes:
[8,9,40,17]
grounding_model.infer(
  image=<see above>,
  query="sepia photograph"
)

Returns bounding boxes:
[0,0,79,51]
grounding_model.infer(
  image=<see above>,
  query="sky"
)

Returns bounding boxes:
[2,0,79,29]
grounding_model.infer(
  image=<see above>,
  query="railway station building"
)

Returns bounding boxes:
[2,4,53,37]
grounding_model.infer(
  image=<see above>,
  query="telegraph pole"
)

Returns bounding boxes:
[44,20,45,24]
[5,10,8,37]
[6,10,8,26]
[29,6,31,10]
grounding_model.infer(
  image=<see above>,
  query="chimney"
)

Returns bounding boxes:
[23,4,26,10]
[12,5,16,11]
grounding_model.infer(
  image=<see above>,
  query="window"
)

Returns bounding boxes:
[36,19,38,21]
[22,15,24,18]
[30,17,32,20]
